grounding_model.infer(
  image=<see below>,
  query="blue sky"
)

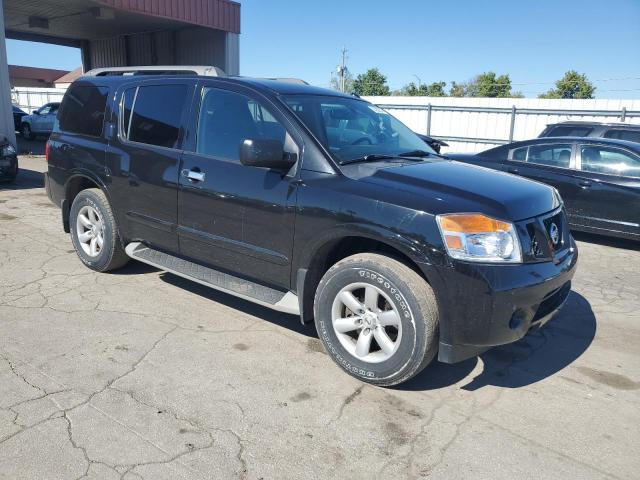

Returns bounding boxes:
[6,0,640,98]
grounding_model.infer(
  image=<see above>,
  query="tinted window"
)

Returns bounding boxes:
[581,146,640,178]
[59,86,108,137]
[121,88,136,138]
[527,144,572,168]
[604,129,640,144]
[196,88,286,161]
[126,85,188,149]
[511,146,528,161]
[546,126,593,137]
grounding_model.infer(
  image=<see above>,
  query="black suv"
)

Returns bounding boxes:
[540,121,640,143]
[45,67,578,386]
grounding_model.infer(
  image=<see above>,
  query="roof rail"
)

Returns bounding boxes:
[85,65,226,77]
[262,77,309,85]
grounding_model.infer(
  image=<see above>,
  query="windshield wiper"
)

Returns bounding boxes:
[397,149,447,159]
[339,154,397,165]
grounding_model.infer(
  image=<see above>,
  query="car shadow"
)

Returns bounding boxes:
[120,261,595,389]
[572,231,640,251]
[159,272,316,338]
[399,291,596,391]
[0,168,44,190]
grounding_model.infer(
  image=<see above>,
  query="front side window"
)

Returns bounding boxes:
[121,84,188,149]
[604,129,640,144]
[59,86,108,137]
[527,144,572,168]
[283,95,433,163]
[581,145,640,178]
[196,87,286,162]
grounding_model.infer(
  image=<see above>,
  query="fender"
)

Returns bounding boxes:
[62,170,125,246]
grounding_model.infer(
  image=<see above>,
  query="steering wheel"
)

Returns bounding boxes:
[351,137,372,146]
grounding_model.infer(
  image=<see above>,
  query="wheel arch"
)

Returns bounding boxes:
[62,172,112,234]
[295,227,432,325]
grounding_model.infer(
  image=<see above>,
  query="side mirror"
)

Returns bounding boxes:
[240,139,295,170]
[32,110,39,115]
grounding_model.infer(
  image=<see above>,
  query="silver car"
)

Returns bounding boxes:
[20,102,60,139]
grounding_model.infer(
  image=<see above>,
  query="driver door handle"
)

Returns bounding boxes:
[578,180,592,188]
[507,167,519,174]
[182,169,206,182]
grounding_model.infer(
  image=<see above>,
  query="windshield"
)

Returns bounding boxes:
[283,95,435,163]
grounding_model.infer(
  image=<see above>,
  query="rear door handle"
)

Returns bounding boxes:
[182,169,206,182]
[507,167,519,174]
[578,180,592,188]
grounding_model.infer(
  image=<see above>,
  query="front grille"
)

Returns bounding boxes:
[543,213,564,251]
[519,208,569,263]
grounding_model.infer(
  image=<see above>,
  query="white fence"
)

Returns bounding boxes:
[11,87,67,113]
[364,96,640,153]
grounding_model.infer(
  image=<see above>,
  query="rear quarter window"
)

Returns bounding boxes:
[604,129,640,143]
[58,84,109,137]
[545,126,593,137]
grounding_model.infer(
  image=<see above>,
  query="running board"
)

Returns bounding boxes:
[125,242,300,315]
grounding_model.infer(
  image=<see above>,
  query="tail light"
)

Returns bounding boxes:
[45,141,50,162]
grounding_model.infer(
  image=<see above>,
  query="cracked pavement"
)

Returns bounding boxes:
[1,156,639,479]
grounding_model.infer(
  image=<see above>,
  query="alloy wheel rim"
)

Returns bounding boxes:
[76,205,105,257]
[331,282,402,363]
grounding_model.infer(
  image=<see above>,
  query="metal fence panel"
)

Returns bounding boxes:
[11,87,67,113]
[365,96,640,153]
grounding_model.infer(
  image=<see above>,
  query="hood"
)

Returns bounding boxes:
[353,159,560,221]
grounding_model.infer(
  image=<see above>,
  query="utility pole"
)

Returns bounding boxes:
[337,47,348,93]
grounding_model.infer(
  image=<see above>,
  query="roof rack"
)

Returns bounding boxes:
[85,65,226,77]
[262,77,309,85]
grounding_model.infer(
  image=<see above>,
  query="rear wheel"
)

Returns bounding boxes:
[314,253,439,386]
[69,188,129,272]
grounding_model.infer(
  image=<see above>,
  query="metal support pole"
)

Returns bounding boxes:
[621,107,627,122]
[509,105,517,142]
[426,103,432,135]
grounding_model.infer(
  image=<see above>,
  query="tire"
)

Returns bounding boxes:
[314,253,439,386]
[21,123,34,140]
[69,188,129,272]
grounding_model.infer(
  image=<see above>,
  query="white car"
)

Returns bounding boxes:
[20,102,60,139]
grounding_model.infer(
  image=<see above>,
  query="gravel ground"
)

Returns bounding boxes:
[1,156,638,480]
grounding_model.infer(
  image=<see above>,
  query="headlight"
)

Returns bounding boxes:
[436,213,522,263]
[2,144,16,156]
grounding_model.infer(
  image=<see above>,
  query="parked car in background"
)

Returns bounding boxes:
[45,68,577,386]
[20,102,61,139]
[449,137,640,240]
[415,133,448,153]
[539,121,640,144]
[12,105,27,131]
[0,136,18,182]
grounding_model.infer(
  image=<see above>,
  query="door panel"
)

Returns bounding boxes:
[570,144,640,236]
[105,81,193,253]
[178,85,299,289]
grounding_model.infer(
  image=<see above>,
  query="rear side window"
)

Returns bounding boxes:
[546,126,593,137]
[604,129,640,143]
[527,144,572,168]
[58,85,108,137]
[121,84,189,149]
[511,146,528,161]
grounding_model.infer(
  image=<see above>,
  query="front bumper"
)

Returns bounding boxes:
[423,237,578,364]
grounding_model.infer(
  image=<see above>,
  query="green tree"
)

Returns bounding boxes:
[449,72,520,98]
[539,70,596,99]
[399,81,447,97]
[352,68,390,96]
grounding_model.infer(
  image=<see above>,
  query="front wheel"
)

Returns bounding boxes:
[314,253,439,386]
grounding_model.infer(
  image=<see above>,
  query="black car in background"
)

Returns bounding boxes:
[539,121,640,144]
[449,137,640,240]
[415,133,448,153]
[12,105,27,131]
